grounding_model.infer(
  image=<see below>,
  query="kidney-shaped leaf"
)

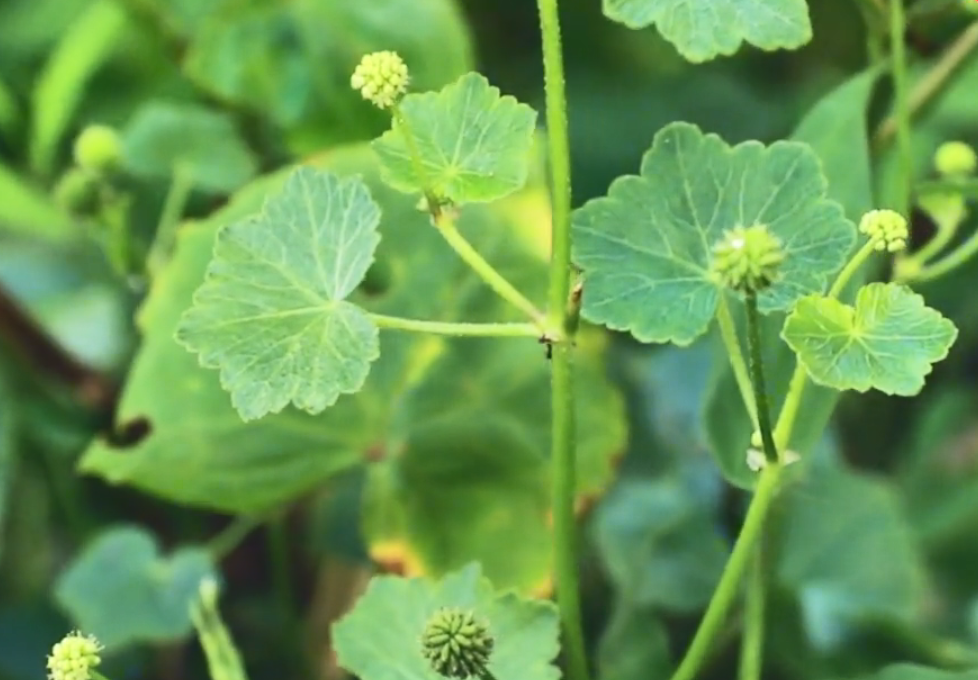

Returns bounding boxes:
[54,526,215,649]
[602,0,811,63]
[782,283,958,396]
[176,167,382,421]
[572,122,854,346]
[333,564,560,680]
[373,73,537,204]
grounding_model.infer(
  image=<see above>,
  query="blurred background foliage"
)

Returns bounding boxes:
[2,1,978,680]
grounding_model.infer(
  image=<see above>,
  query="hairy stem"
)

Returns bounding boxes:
[716,295,759,429]
[669,464,782,680]
[745,292,778,464]
[738,552,766,680]
[371,315,541,338]
[875,22,978,148]
[536,2,588,680]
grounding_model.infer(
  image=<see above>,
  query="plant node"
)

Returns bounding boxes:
[74,124,123,176]
[859,209,909,252]
[421,607,494,679]
[351,51,410,109]
[47,631,103,680]
[934,140,977,177]
[710,224,785,292]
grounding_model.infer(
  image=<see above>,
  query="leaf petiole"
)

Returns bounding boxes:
[370,314,543,339]
[745,291,778,464]
[716,294,759,430]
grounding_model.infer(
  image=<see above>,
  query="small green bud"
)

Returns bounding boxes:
[351,51,410,109]
[54,168,100,216]
[421,608,494,679]
[46,631,103,680]
[710,224,785,292]
[934,141,977,177]
[859,209,909,252]
[74,124,123,175]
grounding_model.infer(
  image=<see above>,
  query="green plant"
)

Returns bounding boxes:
[7,2,978,680]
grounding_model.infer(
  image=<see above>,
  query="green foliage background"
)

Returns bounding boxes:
[2,1,978,680]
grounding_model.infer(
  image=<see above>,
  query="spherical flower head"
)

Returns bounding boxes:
[350,51,409,109]
[710,224,785,292]
[73,125,123,175]
[47,631,103,680]
[934,140,977,177]
[859,209,909,253]
[421,607,494,679]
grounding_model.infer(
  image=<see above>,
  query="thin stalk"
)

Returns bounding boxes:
[669,463,782,680]
[436,216,548,327]
[828,240,876,299]
[716,295,758,429]
[744,292,778,464]
[889,0,913,218]
[147,165,194,278]
[371,315,541,338]
[208,516,261,560]
[875,21,978,148]
[738,552,766,680]
[536,3,588,680]
[912,229,978,282]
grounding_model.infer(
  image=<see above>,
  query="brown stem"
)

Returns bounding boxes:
[0,282,117,414]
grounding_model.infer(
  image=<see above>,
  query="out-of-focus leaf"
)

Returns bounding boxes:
[177,168,382,421]
[54,526,215,649]
[29,0,126,176]
[597,603,670,680]
[0,376,15,566]
[783,284,958,396]
[860,665,978,680]
[333,564,560,680]
[0,164,73,239]
[122,101,257,193]
[0,73,19,135]
[774,464,926,652]
[572,122,854,346]
[602,0,811,62]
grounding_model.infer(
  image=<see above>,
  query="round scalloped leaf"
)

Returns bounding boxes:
[54,526,215,649]
[572,122,855,346]
[602,0,811,63]
[782,283,958,396]
[333,564,560,680]
[176,167,382,421]
[373,72,537,204]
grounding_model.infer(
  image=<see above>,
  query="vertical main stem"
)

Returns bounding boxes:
[536,2,588,680]
[890,0,913,218]
[737,550,766,680]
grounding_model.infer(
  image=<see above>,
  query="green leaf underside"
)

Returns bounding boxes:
[782,283,958,396]
[572,122,855,346]
[373,72,537,204]
[81,146,625,592]
[602,0,811,63]
[123,101,257,193]
[176,167,382,421]
[864,666,978,680]
[333,564,560,680]
[54,526,215,649]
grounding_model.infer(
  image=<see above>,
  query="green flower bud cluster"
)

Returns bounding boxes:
[859,209,908,253]
[710,224,785,292]
[934,141,977,177]
[74,125,124,176]
[56,124,125,217]
[421,607,494,679]
[351,51,410,109]
[46,631,103,680]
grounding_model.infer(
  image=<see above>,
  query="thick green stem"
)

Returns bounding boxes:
[890,0,913,218]
[745,292,778,464]
[738,552,766,680]
[772,365,807,451]
[669,464,782,680]
[147,165,194,278]
[716,295,758,429]
[536,2,588,680]
[371,315,541,338]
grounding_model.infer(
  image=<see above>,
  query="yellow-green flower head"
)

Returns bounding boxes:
[859,209,909,253]
[421,608,494,679]
[47,631,103,680]
[710,224,785,292]
[350,51,409,109]
[934,140,977,177]
[73,124,123,175]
